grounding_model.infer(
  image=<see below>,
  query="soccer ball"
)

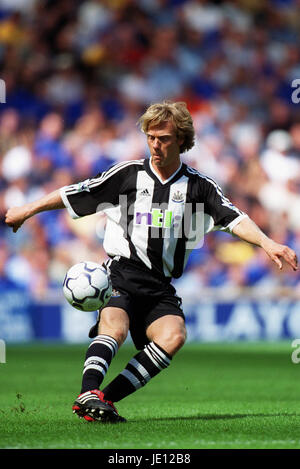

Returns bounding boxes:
[63,261,112,311]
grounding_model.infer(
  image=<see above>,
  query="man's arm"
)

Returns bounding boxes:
[232,217,298,271]
[5,189,65,233]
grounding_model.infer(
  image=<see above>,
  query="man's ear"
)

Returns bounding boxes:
[177,136,184,148]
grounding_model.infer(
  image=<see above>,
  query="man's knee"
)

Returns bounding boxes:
[173,328,186,351]
[146,315,186,356]
[161,330,186,356]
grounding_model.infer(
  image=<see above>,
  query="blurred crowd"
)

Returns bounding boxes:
[1,0,300,300]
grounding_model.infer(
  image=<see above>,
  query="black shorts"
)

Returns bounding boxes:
[89,257,185,350]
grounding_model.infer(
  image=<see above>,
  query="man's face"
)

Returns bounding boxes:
[146,120,182,169]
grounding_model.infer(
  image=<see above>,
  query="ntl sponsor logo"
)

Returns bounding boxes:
[95,197,205,246]
[135,209,177,228]
[0,340,6,363]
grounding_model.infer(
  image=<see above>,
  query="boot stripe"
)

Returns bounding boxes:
[78,394,99,404]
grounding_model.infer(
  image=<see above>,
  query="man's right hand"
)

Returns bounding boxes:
[5,189,65,233]
[5,206,31,233]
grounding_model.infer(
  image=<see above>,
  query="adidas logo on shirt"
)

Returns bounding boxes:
[140,188,151,196]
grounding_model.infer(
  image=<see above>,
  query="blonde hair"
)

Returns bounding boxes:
[138,101,195,153]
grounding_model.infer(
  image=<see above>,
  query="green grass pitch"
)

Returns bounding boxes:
[1,342,300,449]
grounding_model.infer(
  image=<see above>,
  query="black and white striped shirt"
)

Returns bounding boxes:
[60,158,247,279]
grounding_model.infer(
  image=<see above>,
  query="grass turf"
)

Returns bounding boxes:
[0,341,300,449]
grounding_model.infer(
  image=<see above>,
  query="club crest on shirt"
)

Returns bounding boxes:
[77,180,90,192]
[171,191,184,203]
[111,288,121,297]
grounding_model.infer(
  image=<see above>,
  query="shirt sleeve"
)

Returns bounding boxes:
[59,164,124,219]
[204,178,248,233]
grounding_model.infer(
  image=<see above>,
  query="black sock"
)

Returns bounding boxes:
[102,341,171,402]
[81,334,118,393]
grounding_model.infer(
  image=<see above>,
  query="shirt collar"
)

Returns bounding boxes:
[149,158,183,185]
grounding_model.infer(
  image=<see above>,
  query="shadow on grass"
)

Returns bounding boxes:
[143,412,300,422]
